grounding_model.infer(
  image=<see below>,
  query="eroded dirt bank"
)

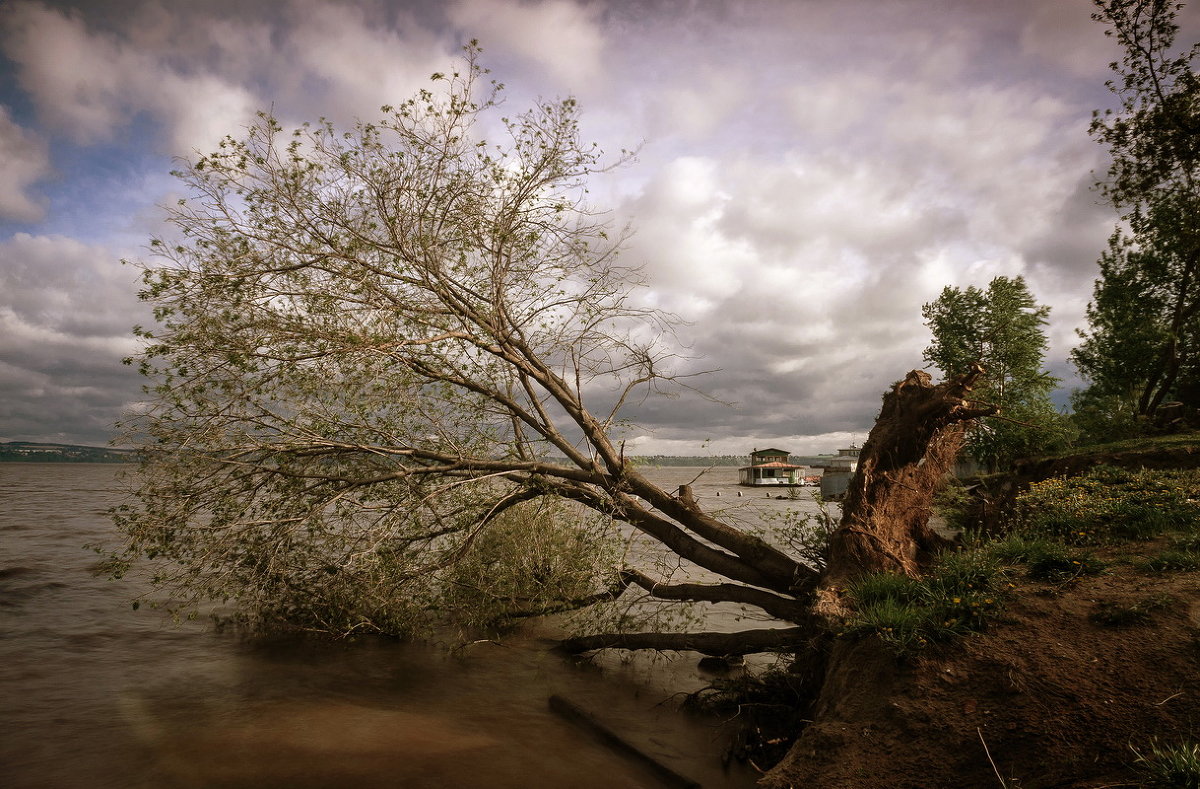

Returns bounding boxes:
[765,526,1200,788]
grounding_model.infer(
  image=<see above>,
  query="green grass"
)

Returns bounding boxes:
[845,550,1005,654]
[1132,739,1200,788]
[849,465,1200,654]
[1038,431,1200,460]
[1016,466,1200,545]
[1141,534,1200,573]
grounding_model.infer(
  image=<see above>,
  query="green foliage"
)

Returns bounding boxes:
[1015,466,1200,545]
[752,494,837,572]
[934,478,973,532]
[437,501,622,632]
[1069,386,1145,445]
[922,276,1074,469]
[844,550,1005,654]
[1132,739,1200,788]
[1074,0,1200,420]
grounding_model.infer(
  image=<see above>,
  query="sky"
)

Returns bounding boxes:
[0,0,1196,456]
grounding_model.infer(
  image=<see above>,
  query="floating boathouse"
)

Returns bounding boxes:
[738,448,810,486]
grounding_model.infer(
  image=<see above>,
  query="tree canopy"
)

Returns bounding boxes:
[112,46,828,650]
[922,276,1072,468]
[1073,0,1200,425]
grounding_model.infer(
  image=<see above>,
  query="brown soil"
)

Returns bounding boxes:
[765,543,1200,789]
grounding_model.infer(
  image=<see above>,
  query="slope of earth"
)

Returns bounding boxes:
[765,537,1200,788]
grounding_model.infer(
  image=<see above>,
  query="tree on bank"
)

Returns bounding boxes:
[922,276,1071,469]
[113,46,992,655]
[1073,0,1200,426]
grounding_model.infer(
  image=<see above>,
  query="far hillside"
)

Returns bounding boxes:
[0,442,134,463]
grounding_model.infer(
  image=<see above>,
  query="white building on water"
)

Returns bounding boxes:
[819,445,861,499]
[738,448,811,486]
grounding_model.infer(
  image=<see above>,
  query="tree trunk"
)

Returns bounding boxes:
[561,367,997,655]
[820,366,998,601]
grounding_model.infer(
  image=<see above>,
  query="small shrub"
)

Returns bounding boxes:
[934,479,973,532]
[758,497,837,572]
[927,549,1003,596]
[1132,739,1200,788]
[439,500,621,631]
[1026,550,1106,583]
[987,534,1105,582]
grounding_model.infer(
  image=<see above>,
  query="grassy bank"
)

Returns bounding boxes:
[760,437,1200,788]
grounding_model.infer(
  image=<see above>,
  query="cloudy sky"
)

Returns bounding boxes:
[1,0,1195,455]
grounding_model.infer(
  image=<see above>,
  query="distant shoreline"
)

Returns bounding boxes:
[0,442,134,463]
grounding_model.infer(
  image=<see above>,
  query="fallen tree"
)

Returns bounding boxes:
[113,45,994,656]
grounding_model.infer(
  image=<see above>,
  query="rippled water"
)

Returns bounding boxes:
[0,463,824,788]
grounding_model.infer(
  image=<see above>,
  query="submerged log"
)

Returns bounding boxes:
[559,626,814,656]
[548,695,701,789]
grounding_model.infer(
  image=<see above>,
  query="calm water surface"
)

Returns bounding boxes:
[0,463,824,788]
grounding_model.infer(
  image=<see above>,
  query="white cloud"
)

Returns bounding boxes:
[1019,0,1120,78]
[447,0,604,87]
[1,2,133,142]
[0,0,1130,447]
[1,1,260,153]
[281,1,452,122]
[0,233,145,443]
[0,106,50,221]
[649,71,745,142]
[0,233,142,339]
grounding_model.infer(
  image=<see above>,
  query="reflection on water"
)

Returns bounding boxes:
[0,464,821,788]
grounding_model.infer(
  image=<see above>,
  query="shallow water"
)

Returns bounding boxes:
[0,463,824,788]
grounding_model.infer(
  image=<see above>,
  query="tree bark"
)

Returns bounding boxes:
[564,366,995,653]
[823,366,998,592]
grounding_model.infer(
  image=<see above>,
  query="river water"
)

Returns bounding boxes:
[0,463,827,789]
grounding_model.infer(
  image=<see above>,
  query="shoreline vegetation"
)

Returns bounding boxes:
[0,441,135,463]
[14,434,1200,785]
[755,433,1200,787]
